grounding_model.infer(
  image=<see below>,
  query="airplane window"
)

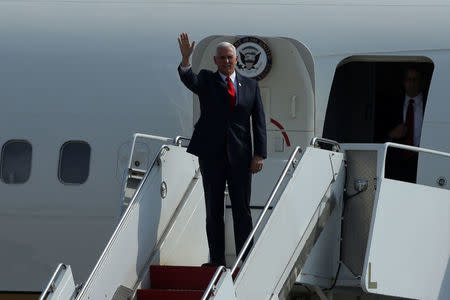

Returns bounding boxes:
[1,140,32,184]
[59,141,91,184]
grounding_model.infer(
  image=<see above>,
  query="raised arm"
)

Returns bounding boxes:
[177,33,201,94]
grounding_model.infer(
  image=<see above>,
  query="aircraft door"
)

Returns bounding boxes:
[324,62,375,142]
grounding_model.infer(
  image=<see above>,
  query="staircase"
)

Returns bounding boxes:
[137,265,217,300]
[44,138,346,300]
[39,136,450,300]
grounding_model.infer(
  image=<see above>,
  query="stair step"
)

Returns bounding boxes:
[150,265,218,290]
[137,289,204,300]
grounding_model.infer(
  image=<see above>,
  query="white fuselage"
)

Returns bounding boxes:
[0,0,449,292]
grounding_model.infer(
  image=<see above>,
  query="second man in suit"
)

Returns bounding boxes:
[385,66,426,183]
[177,33,267,266]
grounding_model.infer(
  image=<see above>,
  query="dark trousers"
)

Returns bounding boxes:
[199,155,253,264]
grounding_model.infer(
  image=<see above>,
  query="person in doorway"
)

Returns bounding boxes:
[177,33,267,266]
[385,66,426,183]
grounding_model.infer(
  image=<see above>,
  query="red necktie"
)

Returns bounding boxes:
[226,76,236,112]
[405,99,415,146]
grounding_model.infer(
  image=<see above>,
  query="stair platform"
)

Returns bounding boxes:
[137,265,219,300]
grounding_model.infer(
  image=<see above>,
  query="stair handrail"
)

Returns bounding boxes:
[76,145,170,300]
[126,134,190,174]
[200,266,227,300]
[383,142,450,158]
[382,142,450,178]
[230,146,303,276]
[174,135,191,147]
[310,137,340,152]
[39,263,67,300]
[127,133,173,172]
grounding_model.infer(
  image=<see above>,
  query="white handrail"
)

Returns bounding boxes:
[231,146,303,275]
[174,135,191,147]
[200,266,227,300]
[381,142,450,178]
[384,142,450,157]
[39,263,67,300]
[126,133,190,172]
[127,133,173,171]
[310,137,341,152]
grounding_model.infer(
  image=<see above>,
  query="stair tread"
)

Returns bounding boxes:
[138,288,205,292]
[151,265,218,272]
[150,265,218,290]
[137,288,204,300]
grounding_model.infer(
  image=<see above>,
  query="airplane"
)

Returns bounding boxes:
[0,0,449,299]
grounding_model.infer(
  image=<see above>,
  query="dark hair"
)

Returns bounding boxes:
[403,65,423,80]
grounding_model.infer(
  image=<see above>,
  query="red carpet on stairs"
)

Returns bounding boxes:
[137,289,204,300]
[137,265,218,300]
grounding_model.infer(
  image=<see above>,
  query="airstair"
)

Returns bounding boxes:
[40,135,450,300]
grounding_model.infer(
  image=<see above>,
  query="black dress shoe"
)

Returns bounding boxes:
[201,260,226,267]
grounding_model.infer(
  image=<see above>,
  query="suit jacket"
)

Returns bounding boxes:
[385,93,406,144]
[384,92,426,145]
[178,66,267,167]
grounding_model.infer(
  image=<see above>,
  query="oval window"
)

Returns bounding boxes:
[1,140,32,184]
[59,141,91,184]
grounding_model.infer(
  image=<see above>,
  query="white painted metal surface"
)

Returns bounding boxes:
[361,142,450,300]
[44,139,450,300]
[363,178,450,299]
[40,264,76,300]
[358,143,450,299]
[76,145,205,300]
[296,202,342,288]
[274,148,345,298]
[209,270,237,300]
[234,147,345,300]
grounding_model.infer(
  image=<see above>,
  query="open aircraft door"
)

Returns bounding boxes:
[362,144,450,300]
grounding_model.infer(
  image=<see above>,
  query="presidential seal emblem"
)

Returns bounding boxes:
[233,37,272,81]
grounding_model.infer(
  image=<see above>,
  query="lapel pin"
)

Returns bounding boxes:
[238,82,242,87]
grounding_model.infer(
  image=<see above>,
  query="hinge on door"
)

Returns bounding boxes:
[368,262,378,289]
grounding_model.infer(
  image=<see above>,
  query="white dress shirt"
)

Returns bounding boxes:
[180,65,238,105]
[402,93,424,147]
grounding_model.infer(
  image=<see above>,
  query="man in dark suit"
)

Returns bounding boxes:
[385,67,426,183]
[177,33,267,266]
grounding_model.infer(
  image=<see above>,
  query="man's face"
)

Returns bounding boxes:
[214,46,238,77]
[404,69,423,98]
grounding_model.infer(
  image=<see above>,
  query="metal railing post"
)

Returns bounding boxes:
[310,137,341,152]
[200,266,227,300]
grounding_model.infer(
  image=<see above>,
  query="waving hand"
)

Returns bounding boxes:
[178,32,195,67]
